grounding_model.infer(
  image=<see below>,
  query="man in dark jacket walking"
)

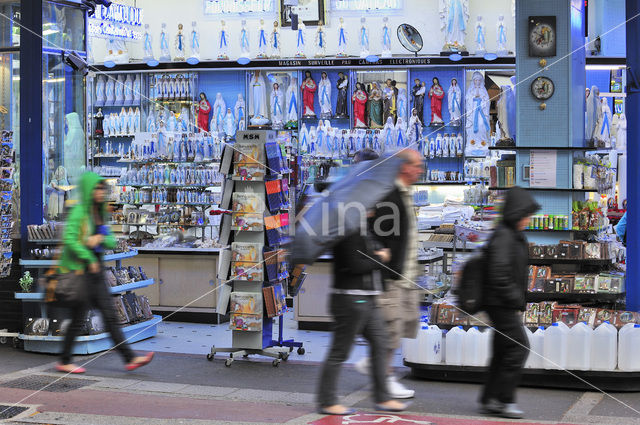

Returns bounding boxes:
[480,186,540,419]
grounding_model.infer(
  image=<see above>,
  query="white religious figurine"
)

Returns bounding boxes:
[113,38,129,64]
[585,85,602,144]
[234,94,246,131]
[407,108,423,145]
[614,112,627,150]
[95,75,106,106]
[133,74,141,104]
[496,85,513,142]
[223,108,236,140]
[257,19,268,59]
[474,16,486,55]
[142,24,155,63]
[447,78,462,126]
[318,72,332,120]
[270,82,285,129]
[134,107,141,133]
[213,93,226,134]
[179,106,190,132]
[218,20,230,60]
[239,20,251,59]
[159,23,171,62]
[382,117,395,151]
[105,75,115,105]
[147,109,157,133]
[381,17,392,58]
[394,117,407,149]
[296,23,306,58]
[285,77,299,128]
[496,15,508,56]
[439,0,470,52]
[595,98,612,147]
[249,71,269,126]
[270,21,281,59]
[309,125,318,155]
[188,21,200,62]
[315,22,327,58]
[397,87,408,124]
[299,123,310,154]
[337,17,348,58]
[174,24,186,61]
[359,18,370,58]
[465,71,490,156]
[124,74,134,105]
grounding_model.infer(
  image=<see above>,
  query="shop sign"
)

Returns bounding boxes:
[88,3,144,41]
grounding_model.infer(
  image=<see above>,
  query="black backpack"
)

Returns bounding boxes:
[454,241,490,314]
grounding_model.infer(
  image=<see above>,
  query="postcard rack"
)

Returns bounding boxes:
[208,130,302,367]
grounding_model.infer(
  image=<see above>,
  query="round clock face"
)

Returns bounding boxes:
[530,24,555,52]
[531,77,554,100]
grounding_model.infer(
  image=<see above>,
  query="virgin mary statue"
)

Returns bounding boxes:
[249,71,269,125]
[439,0,469,52]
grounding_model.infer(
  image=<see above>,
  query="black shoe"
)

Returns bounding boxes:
[479,399,503,414]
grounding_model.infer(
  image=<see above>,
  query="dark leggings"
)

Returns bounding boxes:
[60,268,135,364]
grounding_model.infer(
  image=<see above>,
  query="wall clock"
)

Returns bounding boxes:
[531,76,554,101]
[528,16,556,57]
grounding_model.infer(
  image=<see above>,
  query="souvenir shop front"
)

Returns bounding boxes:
[8,0,640,386]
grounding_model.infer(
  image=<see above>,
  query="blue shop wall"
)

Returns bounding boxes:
[409,68,465,131]
[198,71,246,124]
[302,70,350,131]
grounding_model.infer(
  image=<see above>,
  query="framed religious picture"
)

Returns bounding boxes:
[528,16,556,57]
[280,0,325,27]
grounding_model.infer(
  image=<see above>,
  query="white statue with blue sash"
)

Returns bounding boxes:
[270,21,281,58]
[381,17,392,58]
[473,16,486,55]
[496,15,508,56]
[497,85,514,144]
[439,0,469,52]
[159,23,171,61]
[174,23,186,61]
[447,78,462,127]
[218,20,230,60]
[359,17,370,58]
[270,82,285,129]
[142,24,155,63]
[595,98,612,148]
[212,93,226,134]
[239,20,251,59]
[337,17,348,58]
[257,19,268,59]
[315,23,327,58]
[188,21,200,61]
[318,72,332,120]
[285,77,299,129]
[585,85,602,144]
[296,23,307,58]
[234,94,246,131]
[465,71,490,156]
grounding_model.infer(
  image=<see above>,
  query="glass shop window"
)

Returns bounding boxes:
[43,2,85,52]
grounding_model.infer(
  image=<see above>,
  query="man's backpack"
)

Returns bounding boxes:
[454,241,491,315]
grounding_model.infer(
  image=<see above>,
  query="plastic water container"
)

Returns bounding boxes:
[619,324,640,371]
[445,326,465,365]
[479,329,492,366]
[527,326,545,369]
[402,337,417,363]
[463,326,483,366]
[591,321,618,371]
[416,325,443,364]
[567,322,592,370]
[544,323,569,369]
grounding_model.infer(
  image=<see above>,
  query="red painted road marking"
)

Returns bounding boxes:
[310,413,579,425]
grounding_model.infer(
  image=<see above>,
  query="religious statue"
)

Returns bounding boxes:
[337,17,348,58]
[397,88,408,124]
[223,108,236,140]
[474,16,486,55]
[395,117,407,148]
[147,109,157,133]
[234,94,246,131]
[286,77,299,129]
[352,82,368,128]
[335,72,349,118]
[94,108,104,137]
[613,112,627,150]
[257,19,268,59]
[368,82,384,129]
[296,23,307,58]
[270,21,281,59]
[585,85,602,145]
[197,92,211,133]
[270,82,285,129]
[174,23,186,61]
[188,21,200,62]
[439,0,469,52]
[496,85,514,144]
[383,79,398,124]
[301,71,317,118]
[407,108,422,145]
[124,74,134,105]
[218,20,230,60]
[315,22,327,58]
[318,72,332,120]
[95,75,106,106]
[496,15,508,56]
[382,117,395,151]
[381,17,392,58]
[142,24,156,64]
[105,75,115,106]
[465,71,491,156]
[299,123,310,154]
[249,71,269,126]
[595,97,612,147]
[239,20,250,58]
[447,78,462,127]
[359,17,370,58]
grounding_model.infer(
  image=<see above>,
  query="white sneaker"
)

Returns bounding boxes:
[386,376,415,399]
[354,357,370,375]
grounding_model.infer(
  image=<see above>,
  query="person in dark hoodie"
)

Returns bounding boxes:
[480,186,540,419]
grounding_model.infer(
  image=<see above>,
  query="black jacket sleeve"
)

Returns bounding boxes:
[486,227,522,307]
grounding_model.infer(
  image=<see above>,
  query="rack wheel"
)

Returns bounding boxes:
[225,358,233,367]
[0,337,6,344]
[272,359,281,367]
[206,353,214,361]
[281,353,289,362]
[297,347,305,355]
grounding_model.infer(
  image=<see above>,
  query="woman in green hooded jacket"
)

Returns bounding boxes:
[56,172,154,374]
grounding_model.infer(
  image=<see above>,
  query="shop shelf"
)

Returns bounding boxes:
[489,186,598,192]
[117,159,221,165]
[20,315,161,355]
[525,291,624,303]
[27,239,61,245]
[20,250,139,268]
[414,180,484,186]
[115,183,221,188]
[524,228,605,233]
[528,258,614,266]
[488,146,613,151]
[15,279,155,301]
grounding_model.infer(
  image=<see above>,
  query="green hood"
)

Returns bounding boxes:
[78,171,107,216]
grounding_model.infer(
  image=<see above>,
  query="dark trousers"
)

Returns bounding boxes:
[481,307,529,404]
[317,294,390,407]
[61,269,135,364]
